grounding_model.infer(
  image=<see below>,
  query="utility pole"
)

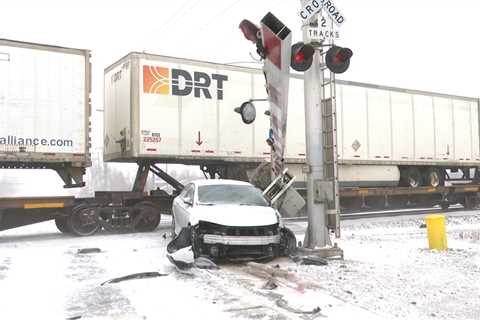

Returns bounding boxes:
[301,9,331,248]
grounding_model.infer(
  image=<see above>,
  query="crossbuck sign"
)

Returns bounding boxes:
[299,0,345,26]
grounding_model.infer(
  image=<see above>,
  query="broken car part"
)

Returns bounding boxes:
[101,272,168,286]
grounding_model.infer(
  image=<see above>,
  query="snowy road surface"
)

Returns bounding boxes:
[0,212,479,320]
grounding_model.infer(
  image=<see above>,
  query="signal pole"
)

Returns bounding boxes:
[301,5,331,248]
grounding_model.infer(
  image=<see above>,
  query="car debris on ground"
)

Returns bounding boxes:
[243,262,322,292]
[101,272,168,286]
[275,298,322,315]
[291,255,329,266]
[77,248,101,254]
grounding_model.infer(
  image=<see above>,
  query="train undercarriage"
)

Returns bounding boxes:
[1,162,479,236]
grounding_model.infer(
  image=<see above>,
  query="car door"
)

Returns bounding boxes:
[173,183,195,229]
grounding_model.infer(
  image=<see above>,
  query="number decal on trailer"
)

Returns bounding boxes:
[143,136,162,143]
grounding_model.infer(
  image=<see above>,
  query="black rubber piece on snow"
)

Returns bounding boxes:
[77,248,101,254]
[276,298,321,314]
[262,278,278,290]
[101,272,168,286]
[295,255,328,266]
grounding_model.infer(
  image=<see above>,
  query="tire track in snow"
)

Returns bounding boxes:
[64,249,136,319]
[196,265,318,320]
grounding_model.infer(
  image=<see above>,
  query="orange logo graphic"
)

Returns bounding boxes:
[143,65,169,94]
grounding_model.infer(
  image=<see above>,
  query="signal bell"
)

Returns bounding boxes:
[290,42,315,72]
[325,45,353,74]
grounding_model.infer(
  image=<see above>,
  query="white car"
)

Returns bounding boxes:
[171,179,296,260]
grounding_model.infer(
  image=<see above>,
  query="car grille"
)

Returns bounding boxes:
[197,221,279,237]
[203,234,280,245]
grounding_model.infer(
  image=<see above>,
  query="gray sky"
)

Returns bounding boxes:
[3,1,478,136]
[1,0,479,194]
[1,0,478,96]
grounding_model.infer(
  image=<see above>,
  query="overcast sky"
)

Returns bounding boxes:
[1,0,478,94]
[1,0,479,194]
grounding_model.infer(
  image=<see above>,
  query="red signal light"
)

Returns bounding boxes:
[294,52,305,64]
[325,46,353,74]
[290,42,314,72]
[333,52,342,64]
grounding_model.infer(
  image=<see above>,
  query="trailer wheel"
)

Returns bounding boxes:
[401,167,422,188]
[132,202,161,232]
[68,205,101,236]
[55,216,70,234]
[425,168,445,187]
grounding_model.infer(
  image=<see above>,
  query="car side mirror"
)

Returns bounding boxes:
[183,198,193,206]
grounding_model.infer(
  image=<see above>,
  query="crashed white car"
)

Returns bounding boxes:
[170,179,296,261]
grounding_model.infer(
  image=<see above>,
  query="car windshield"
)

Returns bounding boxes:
[197,184,269,206]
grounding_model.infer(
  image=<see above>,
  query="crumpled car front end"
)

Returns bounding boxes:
[167,223,296,267]
[191,221,283,260]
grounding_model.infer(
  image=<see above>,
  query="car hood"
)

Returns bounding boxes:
[189,204,279,227]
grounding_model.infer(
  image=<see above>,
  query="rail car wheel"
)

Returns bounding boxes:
[132,202,161,232]
[68,205,101,236]
[401,167,422,188]
[440,202,450,210]
[55,216,71,234]
[463,195,479,210]
[425,168,445,187]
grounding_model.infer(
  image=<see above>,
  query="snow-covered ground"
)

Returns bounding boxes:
[288,212,480,320]
[0,212,479,319]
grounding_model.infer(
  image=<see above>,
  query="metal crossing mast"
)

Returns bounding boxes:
[319,29,341,239]
[302,7,341,248]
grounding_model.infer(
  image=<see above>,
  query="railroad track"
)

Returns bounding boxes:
[340,205,465,220]
[283,204,467,222]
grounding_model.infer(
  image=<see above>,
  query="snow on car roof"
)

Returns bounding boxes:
[192,179,252,187]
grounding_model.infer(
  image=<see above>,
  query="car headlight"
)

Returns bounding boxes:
[275,209,282,224]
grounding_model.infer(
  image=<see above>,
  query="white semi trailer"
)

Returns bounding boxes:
[0,39,91,187]
[0,40,174,235]
[104,52,480,190]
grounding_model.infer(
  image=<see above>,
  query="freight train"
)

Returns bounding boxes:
[1,39,479,235]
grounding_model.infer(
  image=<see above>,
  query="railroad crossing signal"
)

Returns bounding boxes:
[290,42,315,72]
[238,12,292,177]
[290,42,352,74]
[325,45,353,74]
[239,19,265,59]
